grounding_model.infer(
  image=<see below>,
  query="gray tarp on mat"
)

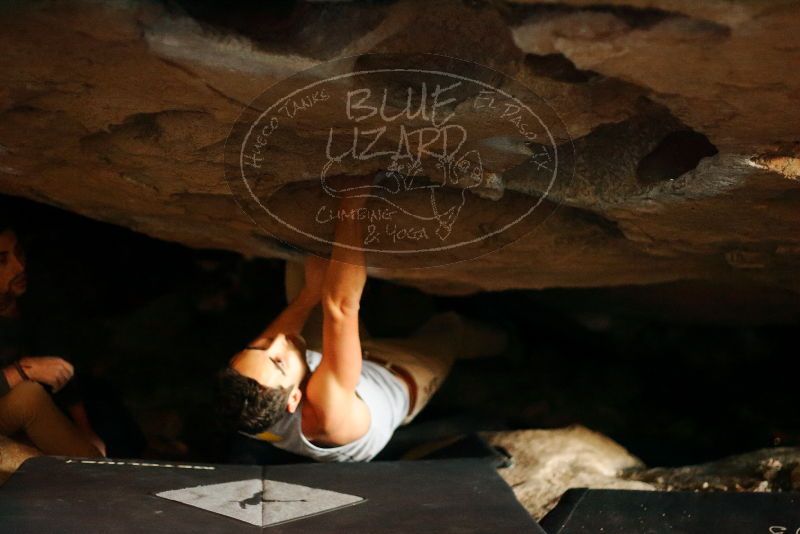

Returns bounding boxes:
[156,478,363,527]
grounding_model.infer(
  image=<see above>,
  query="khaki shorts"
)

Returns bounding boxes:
[361,333,456,425]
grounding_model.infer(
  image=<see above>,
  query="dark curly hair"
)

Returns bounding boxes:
[216,368,292,434]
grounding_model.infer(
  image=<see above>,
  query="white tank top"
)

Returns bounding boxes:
[256,349,409,462]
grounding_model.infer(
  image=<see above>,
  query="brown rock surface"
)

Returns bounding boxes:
[0,0,798,293]
[0,435,39,486]
[485,426,654,519]
[624,446,800,493]
[486,427,800,520]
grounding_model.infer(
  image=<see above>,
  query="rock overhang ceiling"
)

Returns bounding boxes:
[0,0,798,295]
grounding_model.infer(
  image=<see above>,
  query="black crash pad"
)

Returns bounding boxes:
[0,456,543,533]
[541,487,800,533]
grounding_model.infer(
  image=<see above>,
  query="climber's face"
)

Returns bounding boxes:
[229,333,310,413]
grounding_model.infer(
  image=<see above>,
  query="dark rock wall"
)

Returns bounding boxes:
[1,0,798,294]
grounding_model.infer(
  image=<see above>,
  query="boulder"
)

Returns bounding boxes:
[485,426,800,520]
[0,0,798,294]
[485,426,654,519]
[625,446,800,493]
[0,435,39,486]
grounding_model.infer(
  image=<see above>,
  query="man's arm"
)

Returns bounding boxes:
[252,286,318,345]
[305,184,371,443]
[249,256,327,346]
[1,357,74,395]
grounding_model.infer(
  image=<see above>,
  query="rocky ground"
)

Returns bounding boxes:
[0,436,39,486]
[486,426,800,520]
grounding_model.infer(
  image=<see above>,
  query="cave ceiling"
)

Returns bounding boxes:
[0,0,798,295]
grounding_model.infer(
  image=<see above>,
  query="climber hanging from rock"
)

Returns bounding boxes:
[216,174,508,462]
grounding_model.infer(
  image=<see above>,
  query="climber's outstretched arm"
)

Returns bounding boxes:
[305,178,370,443]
